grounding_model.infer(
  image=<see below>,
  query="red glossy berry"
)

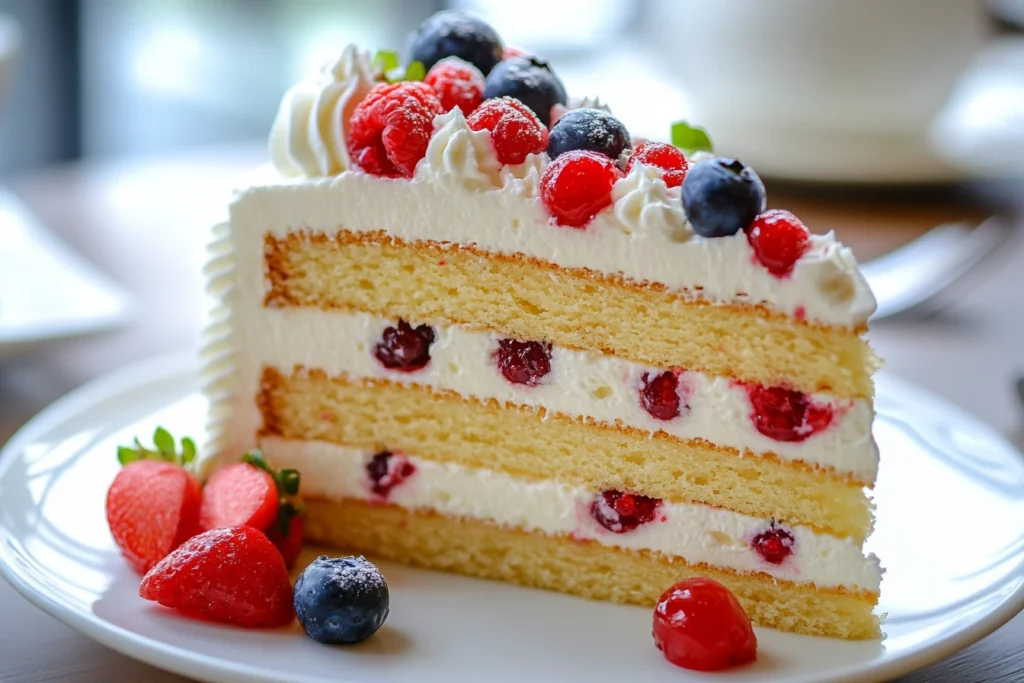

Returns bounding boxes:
[140,526,294,628]
[374,319,436,372]
[425,57,485,115]
[267,513,304,570]
[347,81,443,178]
[467,97,548,165]
[199,462,279,532]
[367,451,416,498]
[591,489,662,533]
[105,460,203,574]
[540,150,622,228]
[745,384,833,442]
[653,577,757,671]
[746,209,811,277]
[503,46,528,59]
[751,521,795,565]
[494,338,552,386]
[625,142,689,188]
[640,371,683,421]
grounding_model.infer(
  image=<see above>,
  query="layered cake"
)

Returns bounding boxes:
[202,11,882,639]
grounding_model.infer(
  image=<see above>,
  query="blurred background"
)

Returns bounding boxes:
[1,2,1024,680]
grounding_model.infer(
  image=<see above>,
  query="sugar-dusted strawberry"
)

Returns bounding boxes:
[267,513,304,569]
[106,427,203,574]
[140,526,294,628]
[200,462,278,532]
[202,449,306,565]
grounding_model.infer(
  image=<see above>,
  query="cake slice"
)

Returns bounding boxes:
[202,11,882,640]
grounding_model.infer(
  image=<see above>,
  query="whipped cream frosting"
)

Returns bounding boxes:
[248,308,878,480]
[269,44,375,177]
[612,163,689,240]
[262,436,881,592]
[232,170,876,327]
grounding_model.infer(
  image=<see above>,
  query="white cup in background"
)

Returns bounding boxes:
[646,0,996,182]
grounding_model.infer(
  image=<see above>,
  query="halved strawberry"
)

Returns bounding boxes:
[200,462,278,532]
[140,526,294,628]
[105,460,202,574]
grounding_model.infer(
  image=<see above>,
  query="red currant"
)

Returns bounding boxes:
[746,209,811,277]
[625,142,689,187]
[540,150,622,228]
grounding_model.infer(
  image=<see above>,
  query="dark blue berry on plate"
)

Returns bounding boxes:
[294,555,389,645]
[408,10,504,76]
[547,108,630,161]
[681,158,766,238]
[483,56,567,127]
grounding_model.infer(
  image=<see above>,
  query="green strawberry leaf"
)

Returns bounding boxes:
[117,426,199,471]
[180,437,197,467]
[671,120,713,156]
[403,60,426,82]
[238,449,304,535]
[152,427,175,459]
[372,50,400,75]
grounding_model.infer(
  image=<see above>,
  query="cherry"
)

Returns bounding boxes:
[653,577,757,671]
[640,371,684,421]
[745,384,833,442]
[751,521,795,565]
[373,320,435,372]
[591,489,661,533]
[493,338,553,386]
[366,451,416,498]
[746,209,811,277]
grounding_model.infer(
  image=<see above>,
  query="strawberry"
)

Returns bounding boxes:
[106,428,203,573]
[267,513,304,570]
[200,462,278,532]
[140,526,294,628]
[201,450,306,566]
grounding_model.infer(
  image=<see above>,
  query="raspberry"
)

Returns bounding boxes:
[625,142,689,188]
[374,319,436,372]
[466,97,547,165]
[653,578,757,671]
[746,209,811,277]
[640,371,684,421]
[745,384,833,442]
[424,57,485,115]
[347,81,443,178]
[540,150,622,228]
[591,489,662,533]
[751,521,795,564]
[366,451,416,498]
[503,46,528,59]
[494,338,552,386]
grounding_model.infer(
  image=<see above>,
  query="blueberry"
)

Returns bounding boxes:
[547,108,630,161]
[294,555,389,645]
[681,158,766,238]
[483,56,567,127]
[408,11,504,76]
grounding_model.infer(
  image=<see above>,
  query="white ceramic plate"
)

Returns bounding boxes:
[0,190,132,359]
[1,355,1023,683]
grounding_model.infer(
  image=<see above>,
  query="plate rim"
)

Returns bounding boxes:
[1,353,1023,683]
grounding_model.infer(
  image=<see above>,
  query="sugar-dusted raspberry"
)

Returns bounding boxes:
[466,97,548,165]
[751,520,795,564]
[347,81,443,178]
[746,209,811,277]
[424,57,485,116]
[625,142,689,188]
[540,150,622,228]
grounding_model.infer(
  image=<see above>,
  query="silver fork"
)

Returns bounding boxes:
[861,217,1014,321]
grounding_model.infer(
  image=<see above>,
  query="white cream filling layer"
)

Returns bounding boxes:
[230,169,875,328]
[263,436,881,592]
[253,308,878,481]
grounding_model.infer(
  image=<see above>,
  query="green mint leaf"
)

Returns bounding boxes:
[404,60,425,82]
[373,50,400,75]
[180,437,197,466]
[278,469,301,496]
[671,121,713,155]
[152,427,175,458]
[117,446,139,466]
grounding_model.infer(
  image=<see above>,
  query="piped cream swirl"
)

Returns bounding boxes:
[611,163,689,240]
[269,44,375,177]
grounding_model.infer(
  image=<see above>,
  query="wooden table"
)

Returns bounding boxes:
[1,146,1022,682]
